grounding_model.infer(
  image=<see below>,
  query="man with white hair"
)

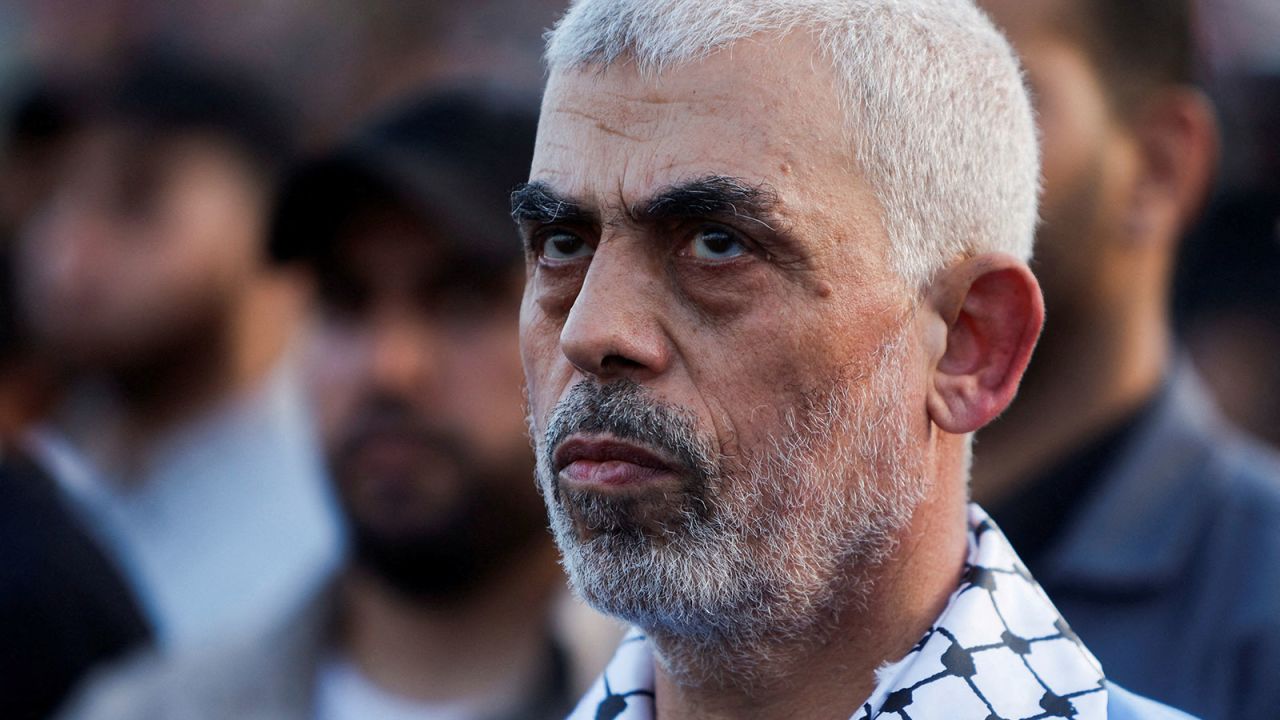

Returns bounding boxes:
[514,1,1192,718]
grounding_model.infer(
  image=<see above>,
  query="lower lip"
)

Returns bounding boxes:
[560,459,673,488]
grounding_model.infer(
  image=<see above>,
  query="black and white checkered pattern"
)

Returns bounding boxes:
[568,505,1109,720]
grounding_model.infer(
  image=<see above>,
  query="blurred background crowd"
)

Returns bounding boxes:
[0,0,1276,719]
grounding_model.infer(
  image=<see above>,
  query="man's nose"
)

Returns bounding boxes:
[368,315,438,397]
[559,244,670,381]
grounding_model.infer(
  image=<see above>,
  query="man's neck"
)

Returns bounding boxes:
[971,298,1169,507]
[653,482,971,720]
[337,540,564,706]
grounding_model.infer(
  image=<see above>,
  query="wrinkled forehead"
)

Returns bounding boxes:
[532,33,860,214]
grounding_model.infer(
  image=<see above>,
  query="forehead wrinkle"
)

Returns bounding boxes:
[571,111,650,144]
[547,70,746,147]
[548,98,664,146]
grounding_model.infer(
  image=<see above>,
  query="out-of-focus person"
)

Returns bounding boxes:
[1176,0,1280,447]
[972,1,1280,717]
[57,89,619,720]
[0,84,151,720]
[0,81,73,438]
[0,438,150,720]
[12,52,343,651]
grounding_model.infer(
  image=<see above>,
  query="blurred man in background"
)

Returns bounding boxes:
[1176,0,1280,447]
[12,52,343,650]
[972,1,1280,717]
[0,81,72,440]
[59,89,617,720]
[0,84,151,720]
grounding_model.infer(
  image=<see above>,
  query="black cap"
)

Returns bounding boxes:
[269,88,538,275]
[2,80,79,154]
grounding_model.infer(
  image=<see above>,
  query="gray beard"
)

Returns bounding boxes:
[532,329,927,688]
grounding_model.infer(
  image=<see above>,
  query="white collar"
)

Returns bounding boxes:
[568,505,1109,720]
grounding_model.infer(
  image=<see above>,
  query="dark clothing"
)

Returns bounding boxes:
[57,587,576,720]
[0,449,150,720]
[996,393,1156,574]
[989,365,1280,720]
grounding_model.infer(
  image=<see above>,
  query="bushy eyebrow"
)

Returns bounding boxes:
[630,175,780,231]
[510,181,597,226]
[512,176,780,230]
[513,175,810,271]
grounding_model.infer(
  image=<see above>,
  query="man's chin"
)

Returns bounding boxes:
[558,485,703,541]
[349,521,520,603]
[343,470,550,603]
[352,547,483,603]
[553,518,776,647]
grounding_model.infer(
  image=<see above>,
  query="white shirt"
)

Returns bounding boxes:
[27,358,345,649]
[312,655,527,720]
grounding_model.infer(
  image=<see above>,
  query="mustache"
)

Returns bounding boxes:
[336,395,461,460]
[542,379,718,485]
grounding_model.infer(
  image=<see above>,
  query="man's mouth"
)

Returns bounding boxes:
[341,424,454,480]
[352,432,424,465]
[553,435,681,490]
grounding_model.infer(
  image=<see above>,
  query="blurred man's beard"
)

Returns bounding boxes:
[334,395,545,604]
[39,281,235,379]
[344,479,546,604]
[533,330,926,685]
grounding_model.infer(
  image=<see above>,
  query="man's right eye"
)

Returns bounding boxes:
[539,231,594,262]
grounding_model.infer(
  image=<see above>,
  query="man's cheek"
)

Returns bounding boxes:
[309,380,357,456]
[520,323,567,401]
[305,330,367,447]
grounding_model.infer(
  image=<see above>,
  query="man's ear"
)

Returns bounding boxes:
[925,254,1044,434]
[1127,88,1219,244]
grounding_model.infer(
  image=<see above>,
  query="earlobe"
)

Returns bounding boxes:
[926,256,1044,434]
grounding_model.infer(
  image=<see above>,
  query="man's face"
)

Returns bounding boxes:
[519,36,931,655]
[307,204,542,599]
[16,125,267,369]
[979,0,1138,312]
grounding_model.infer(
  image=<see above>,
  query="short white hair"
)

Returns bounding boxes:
[545,0,1040,288]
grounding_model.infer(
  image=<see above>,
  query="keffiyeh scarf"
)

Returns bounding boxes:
[568,505,1110,720]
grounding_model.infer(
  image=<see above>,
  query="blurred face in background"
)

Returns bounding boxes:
[979,0,1142,315]
[307,201,543,600]
[16,124,268,370]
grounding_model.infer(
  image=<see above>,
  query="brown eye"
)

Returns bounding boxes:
[686,227,747,261]
[540,230,593,261]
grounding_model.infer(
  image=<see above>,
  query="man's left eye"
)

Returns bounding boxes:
[686,227,748,261]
